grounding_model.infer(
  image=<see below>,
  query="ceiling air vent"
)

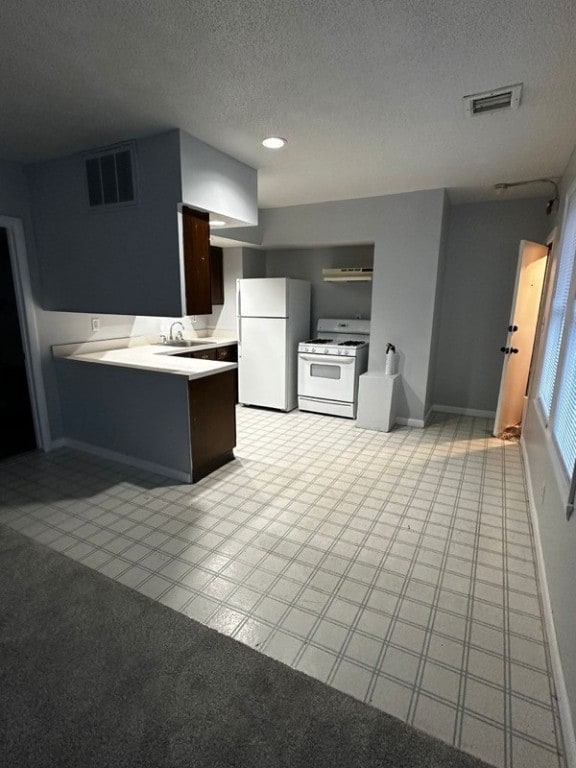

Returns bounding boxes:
[84,143,137,208]
[463,83,522,117]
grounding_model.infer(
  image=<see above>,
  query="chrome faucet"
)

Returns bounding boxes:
[169,321,185,342]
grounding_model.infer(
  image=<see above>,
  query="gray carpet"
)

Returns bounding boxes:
[0,523,492,768]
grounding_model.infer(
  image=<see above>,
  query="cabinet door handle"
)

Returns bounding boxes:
[508,324,518,332]
[510,348,519,354]
[500,347,510,354]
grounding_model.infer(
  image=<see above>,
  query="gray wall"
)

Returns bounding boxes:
[205,248,243,332]
[238,190,448,425]
[179,131,258,226]
[56,360,192,479]
[425,200,450,415]
[0,161,31,219]
[27,131,183,316]
[0,160,40,293]
[242,247,266,278]
[432,198,551,413]
[27,129,259,317]
[265,245,373,333]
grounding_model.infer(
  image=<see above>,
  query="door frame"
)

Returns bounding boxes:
[493,239,549,436]
[1,215,50,450]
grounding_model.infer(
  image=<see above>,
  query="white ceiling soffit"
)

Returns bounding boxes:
[1,0,576,208]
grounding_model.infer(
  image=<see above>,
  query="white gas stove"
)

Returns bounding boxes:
[297,319,370,418]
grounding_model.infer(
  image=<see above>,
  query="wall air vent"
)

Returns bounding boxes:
[84,143,137,208]
[463,83,522,117]
[323,267,373,282]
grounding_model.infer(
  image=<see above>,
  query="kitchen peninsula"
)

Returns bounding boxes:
[53,337,238,483]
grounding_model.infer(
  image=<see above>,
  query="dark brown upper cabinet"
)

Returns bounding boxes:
[210,245,224,306]
[182,207,212,315]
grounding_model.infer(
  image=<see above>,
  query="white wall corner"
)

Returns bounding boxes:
[394,416,426,428]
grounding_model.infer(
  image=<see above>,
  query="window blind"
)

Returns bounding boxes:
[539,189,576,416]
[552,299,576,475]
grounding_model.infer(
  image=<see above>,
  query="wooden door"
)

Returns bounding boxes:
[493,240,549,437]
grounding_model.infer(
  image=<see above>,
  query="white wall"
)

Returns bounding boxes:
[432,197,551,413]
[522,144,576,764]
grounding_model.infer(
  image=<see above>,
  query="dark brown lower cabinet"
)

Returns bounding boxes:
[178,344,238,402]
[188,369,236,482]
[215,345,238,402]
[214,344,237,362]
[189,348,217,361]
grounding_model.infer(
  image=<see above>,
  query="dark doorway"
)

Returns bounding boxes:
[0,227,37,459]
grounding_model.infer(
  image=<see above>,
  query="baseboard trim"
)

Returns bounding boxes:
[432,404,496,419]
[395,416,426,428]
[56,439,193,484]
[521,437,576,768]
[47,437,67,451]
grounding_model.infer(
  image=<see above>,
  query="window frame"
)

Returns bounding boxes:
[534,180,576,485]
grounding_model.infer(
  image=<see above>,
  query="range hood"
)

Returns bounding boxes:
[322,267,373,282]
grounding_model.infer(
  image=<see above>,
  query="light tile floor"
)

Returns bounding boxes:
[0,408,565,768]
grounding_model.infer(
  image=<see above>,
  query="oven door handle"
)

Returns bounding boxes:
[299,354,355,364]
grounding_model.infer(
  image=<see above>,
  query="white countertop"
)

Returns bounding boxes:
[52,336,238,380]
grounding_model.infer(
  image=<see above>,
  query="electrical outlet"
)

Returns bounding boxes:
[91,317,100,332]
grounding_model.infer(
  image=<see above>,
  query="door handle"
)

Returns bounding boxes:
[299,354,354,364]
[500,347,510,354]
[510,348,519,354]
[508,325,518,332]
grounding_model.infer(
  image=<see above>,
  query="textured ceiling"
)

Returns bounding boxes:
[2,0,576,207]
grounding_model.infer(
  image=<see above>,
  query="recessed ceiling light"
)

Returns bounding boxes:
[262,136,287,149]
[210,220,226,228]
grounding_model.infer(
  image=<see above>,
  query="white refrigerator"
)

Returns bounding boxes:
[237,278,311,411]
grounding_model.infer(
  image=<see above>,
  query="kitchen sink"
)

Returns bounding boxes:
[161,339,208,347]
